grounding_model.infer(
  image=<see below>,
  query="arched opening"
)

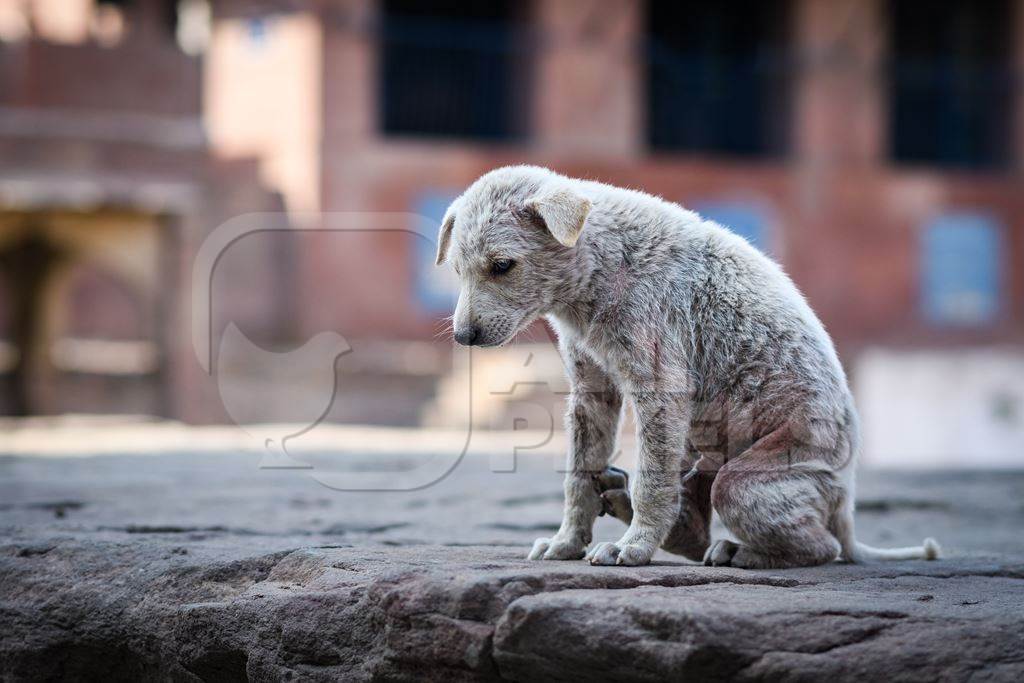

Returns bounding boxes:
[0,210,167,417]
[50,260,161,415]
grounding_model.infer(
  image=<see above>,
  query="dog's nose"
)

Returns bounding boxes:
[454,326,481,346]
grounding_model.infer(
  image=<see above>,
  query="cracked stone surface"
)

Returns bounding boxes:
[1,450,1023,681]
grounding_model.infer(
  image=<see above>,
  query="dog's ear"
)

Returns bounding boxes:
[525,189,592,248]
[435,209,456,266]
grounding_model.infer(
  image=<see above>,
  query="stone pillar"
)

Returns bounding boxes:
[793,0,885,168]
[532,0,642,158]
[791,0,885,218]
[320,0,377,213]
[305,0,378,337]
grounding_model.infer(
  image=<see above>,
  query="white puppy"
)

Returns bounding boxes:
[437,165,939,568]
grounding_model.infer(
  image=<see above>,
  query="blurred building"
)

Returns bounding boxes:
[0,0,284,418]
[206,0,1023,464]
[1,0,1022,465]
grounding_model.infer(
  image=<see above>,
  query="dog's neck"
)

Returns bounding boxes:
[545,218,620,335]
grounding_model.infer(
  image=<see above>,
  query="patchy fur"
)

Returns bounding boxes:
[439,166,939,568]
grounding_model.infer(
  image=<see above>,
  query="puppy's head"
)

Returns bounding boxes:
[435,166,591,347]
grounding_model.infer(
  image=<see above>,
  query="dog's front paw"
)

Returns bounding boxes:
[586,541,653,566]
[599,489,633,522]
[527,535,586,561]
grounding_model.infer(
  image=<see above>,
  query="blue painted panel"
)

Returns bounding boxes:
[694,201,769,253]
[246,18,268,49]
[922,213,1002,326]
[412,190,460,315]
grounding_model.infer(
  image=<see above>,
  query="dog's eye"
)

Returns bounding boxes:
[490,259,515,276]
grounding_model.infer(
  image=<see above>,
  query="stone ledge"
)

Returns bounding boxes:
[1,452,1022,680]
[2,541,1022,681]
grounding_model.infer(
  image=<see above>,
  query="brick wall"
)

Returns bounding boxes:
[300,0,1024,359]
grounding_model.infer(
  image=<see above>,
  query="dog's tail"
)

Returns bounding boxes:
[833,495,940,562]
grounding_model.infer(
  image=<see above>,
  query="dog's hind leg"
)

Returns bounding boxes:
[705,457,842,570]
[661,467,713,561]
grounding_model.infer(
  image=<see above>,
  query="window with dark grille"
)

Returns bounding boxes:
[379,0,527,141]
[889,0,1012,169]
[646,0,792,157]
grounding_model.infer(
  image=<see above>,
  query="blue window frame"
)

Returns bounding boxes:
[922,213,1002,325]
[412,190,459,315]
[694,201,771,254]
[246,18,268,50]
